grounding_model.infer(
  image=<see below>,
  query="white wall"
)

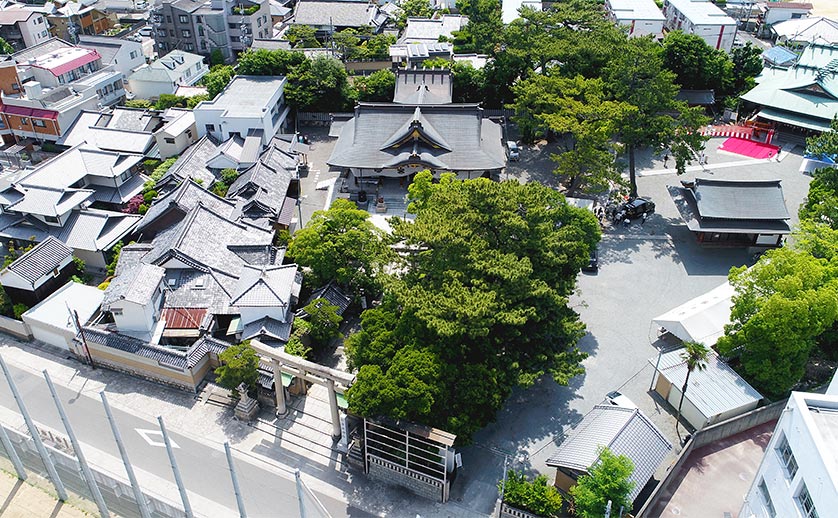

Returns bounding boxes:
[21,14,50,48]
[665,383,707,430]
[111,42,146,81]
[128,78,176,100]
[741,392,838,518]
[28,323,73,350]
[0,254,72,291]
[155,121,197,159]
[111,297,157,334]
[764,8,809,27]
[73,248,108,270]
[239,305,288,326]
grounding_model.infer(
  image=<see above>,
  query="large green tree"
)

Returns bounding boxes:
[346,177,600,441]
[215,341,259,398]
[800,118,838,227]
[570,447,635,518]
[202,65,234,98]
[453,0,504,54]
[730,42,764,95]
[353,69,395,102]
[512,74,632,194]
[287,199,393,298]
[605,36,709,197]
[303,298,343,348]
[717,247,838,397]
[661,31,734,94]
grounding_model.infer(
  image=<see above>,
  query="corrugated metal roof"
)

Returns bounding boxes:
[649,349,763,419]
[546,405,672,501]
[162,308,207,329]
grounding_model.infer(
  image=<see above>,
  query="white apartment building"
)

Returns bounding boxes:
[194,75,288,146]
[606,0,666,37]
[662,0,737,52]
[741,391,838,518]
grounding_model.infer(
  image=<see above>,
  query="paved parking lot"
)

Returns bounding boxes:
[451,137,811,513]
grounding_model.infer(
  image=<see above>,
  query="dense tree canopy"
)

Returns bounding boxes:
[287,199,393,298]
[346,175,600,441]
[720,121,838,397]
[202,65,235,99]
[570,447,635,518]
[661,31,733,94]
[353,69,396,102]
[453,0,504,54]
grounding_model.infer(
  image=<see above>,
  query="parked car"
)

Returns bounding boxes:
[506,141,519,161]
[581,247,598,272]
[610,197,655,223]
[606,391,637,409]
[138,26,153,37]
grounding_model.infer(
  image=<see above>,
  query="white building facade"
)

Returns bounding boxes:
[194,75,288,146]
[662,0,737,51]
[605,0,666,37]
[741,391,838,518]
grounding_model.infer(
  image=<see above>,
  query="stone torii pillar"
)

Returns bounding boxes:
[272,360,287,416]
[251,340,354,440]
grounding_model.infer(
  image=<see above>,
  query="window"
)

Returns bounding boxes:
[166,15,172,23]
[33,119,46,128]
[111,308,123,316]
[231,36,240,43]
[200,40,207,50]
[41,30,47,38]
[44,215,59,223]
[757,479,776,518]
[163,137,175,144]
[196,15,202,23]
[11,82,19,91]
[158,28,167,37]
[776,436,798,479]
[185,43,194,51]
[159,42,168,50]
[228,23,236,29]
[36,16,43,24]
[130,50,138,59]
[118,171,132,183]
[179,14,188,23]
[198,25,204,36]
[19,117,28,125]
[205,124,215,132]
[257,17,262,27]
[196,63,202,72]
[181,29,191,38]
[113,79,123,90]
[186,129,193,138]
[797,483,819,518]
[52,268,60,277]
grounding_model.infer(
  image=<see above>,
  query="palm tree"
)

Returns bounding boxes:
[675,341,710,436]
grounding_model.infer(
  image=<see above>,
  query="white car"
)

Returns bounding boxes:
[606,391,637,409]
[138,26,153,37]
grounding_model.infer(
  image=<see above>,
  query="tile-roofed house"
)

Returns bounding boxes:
[546,405,673,502]
[242,315,292,343]
[389,41,454,68]
[155,136,221,195]
[128,50,209,99]
[292,0,386,34]
[15,142,145,207]
[138,179,236,237]
[301,282,352,316]
[669,177,791,247]
[227,145,298,229]
[399,15,468,44]
[103,262,166,307]
[58,108,164,155]
[650,348,763,430]
[55,209,142,268]
[328,101,506,180]
[0,5,50,51]
[0,236,76,306]
[6,186,94,217]
[206,133,263,170]
[231,264,299,307]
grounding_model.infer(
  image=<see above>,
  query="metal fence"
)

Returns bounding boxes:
[0,353,331,518]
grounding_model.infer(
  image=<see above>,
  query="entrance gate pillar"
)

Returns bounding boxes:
[273,360,287,415]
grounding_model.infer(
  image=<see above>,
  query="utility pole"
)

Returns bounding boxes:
[44,370,109,518]
[0,354,67,501]
[70,307,95,369]
[158,416,193,518]
[100,392,152,518]
[225,442,247,518]
[295,469,307,518]
[0,424,26,480]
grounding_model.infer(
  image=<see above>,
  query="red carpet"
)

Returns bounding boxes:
[719,137,780,159]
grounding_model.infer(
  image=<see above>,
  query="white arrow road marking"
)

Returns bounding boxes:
[136,428,179,448]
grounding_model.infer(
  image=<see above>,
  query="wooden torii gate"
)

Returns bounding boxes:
[250,339,355,439]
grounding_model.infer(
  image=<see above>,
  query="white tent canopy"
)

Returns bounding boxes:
[653,281,734,345]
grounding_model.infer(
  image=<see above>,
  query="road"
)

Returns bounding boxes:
[0,363,371,518]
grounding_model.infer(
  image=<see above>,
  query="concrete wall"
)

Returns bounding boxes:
[500,502,544,518]
[81,339,207,392]
[0,314,32,340]
[367,455,446,502]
